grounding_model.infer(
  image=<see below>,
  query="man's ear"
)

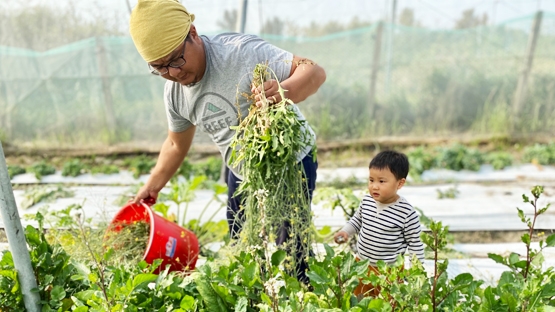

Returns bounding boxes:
[189,24,197,38]
[397,178,406,189]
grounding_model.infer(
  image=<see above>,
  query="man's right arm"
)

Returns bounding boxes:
[133,126,196,203]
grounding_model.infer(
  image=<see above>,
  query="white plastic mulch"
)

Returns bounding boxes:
[2,164,555,285]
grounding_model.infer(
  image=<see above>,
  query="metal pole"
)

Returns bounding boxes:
[124,0,132,14]
[513,11,543,115]
[0,143,41,311]
[369,21,384,118]
[385,0,397,94]
[236,0,248,33]
[96,37,117,141]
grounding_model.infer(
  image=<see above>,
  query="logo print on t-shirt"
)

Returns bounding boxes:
[202,102,226,121]
[193,92,239,136]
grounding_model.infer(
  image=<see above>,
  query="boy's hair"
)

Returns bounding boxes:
[369,150,409,180]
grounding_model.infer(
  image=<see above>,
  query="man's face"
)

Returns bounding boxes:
[148,28,204,86]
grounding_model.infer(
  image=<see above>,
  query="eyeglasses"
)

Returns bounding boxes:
[148,38,187,76]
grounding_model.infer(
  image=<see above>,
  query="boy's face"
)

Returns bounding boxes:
[368,167,406,205]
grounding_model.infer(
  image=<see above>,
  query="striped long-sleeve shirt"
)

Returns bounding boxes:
[341,194,425,265]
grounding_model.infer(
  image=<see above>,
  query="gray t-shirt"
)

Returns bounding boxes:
[164,33,316,178]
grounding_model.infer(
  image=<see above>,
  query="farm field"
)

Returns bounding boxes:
[2,161,554,289]
[2,3,555,309]
[4,162,555,230]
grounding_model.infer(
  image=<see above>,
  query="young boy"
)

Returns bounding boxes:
[334,150,425,297]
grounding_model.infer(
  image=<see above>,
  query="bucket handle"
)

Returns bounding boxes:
[142,197,157,207]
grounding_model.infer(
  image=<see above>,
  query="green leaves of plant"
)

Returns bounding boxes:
[488,253,505,265]
[20,185,74,209]
[407,146,435,179]
[28,161,56,180]
[61,159,87,177]
[241,261,258,288]
[124,155,156,179]
[522,143,555,165]
[180,295,196,310]
[271,250,286,267]
[132,273,157,288]
[234,296,248,312]
[196,275,229,312]
[531,185,544,199]
[50,285,66,302]
[486,152,513,170]
[546,233,555,248]
[7,165,25,179]
[228,63,315,285]
[306,263,331,285]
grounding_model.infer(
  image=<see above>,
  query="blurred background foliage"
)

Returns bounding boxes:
[1,2,554,150]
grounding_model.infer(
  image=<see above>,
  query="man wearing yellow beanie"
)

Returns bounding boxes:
[130,0,326,283]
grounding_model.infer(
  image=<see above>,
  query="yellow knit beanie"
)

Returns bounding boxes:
[130,0,195,63]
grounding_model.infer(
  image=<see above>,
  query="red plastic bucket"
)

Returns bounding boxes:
[107,199,199,273]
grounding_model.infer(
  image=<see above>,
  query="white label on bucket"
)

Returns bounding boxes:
[165,237,177,258]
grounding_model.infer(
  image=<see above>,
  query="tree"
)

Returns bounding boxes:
[300,16,371,37]
[399,8,421,27]
[217,9,237,31]
[0,2,124,51]
[320,20,344,35]
[261,17,285,35]
[347,16,372,30]
[455,9,488,29]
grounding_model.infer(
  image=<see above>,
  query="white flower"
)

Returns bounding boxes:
[254,189,269,199]
[296,291,304,302]
[147,282,156,290]
[179,272,200,287]
[246,245,263,253]
[264,276,285,297]
[255,189,269,211]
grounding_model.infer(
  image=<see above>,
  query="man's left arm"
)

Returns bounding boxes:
[281,56,326,104]
[252,56,326,106]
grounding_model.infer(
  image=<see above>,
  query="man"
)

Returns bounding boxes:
[129,0,326,280]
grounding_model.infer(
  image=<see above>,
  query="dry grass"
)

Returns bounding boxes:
[103,221,150,264]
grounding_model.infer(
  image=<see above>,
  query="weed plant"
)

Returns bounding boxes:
[405,143,522,180]
[173,156,223,184]
[407,146,435,180]
[89,163,120,175]
[435,143,484,171]
[28,161,56,180]
[193,157,223,182]
[485,151,513,170]
[7,164,25,179]
[229,62,315,281]
[104,221,150,264]
[61,158,87,177]
[20,185,74,209]
[522,143,555,165]
[0,186,554,310]
[123,155,156,179]
[437,185,459,199]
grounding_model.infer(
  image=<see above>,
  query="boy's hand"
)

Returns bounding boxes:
[334,231,349,244]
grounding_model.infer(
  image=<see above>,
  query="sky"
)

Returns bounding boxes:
[4,0,554,34]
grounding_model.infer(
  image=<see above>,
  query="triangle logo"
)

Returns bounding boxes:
[207,103,221,113]
[202,102,226,121]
